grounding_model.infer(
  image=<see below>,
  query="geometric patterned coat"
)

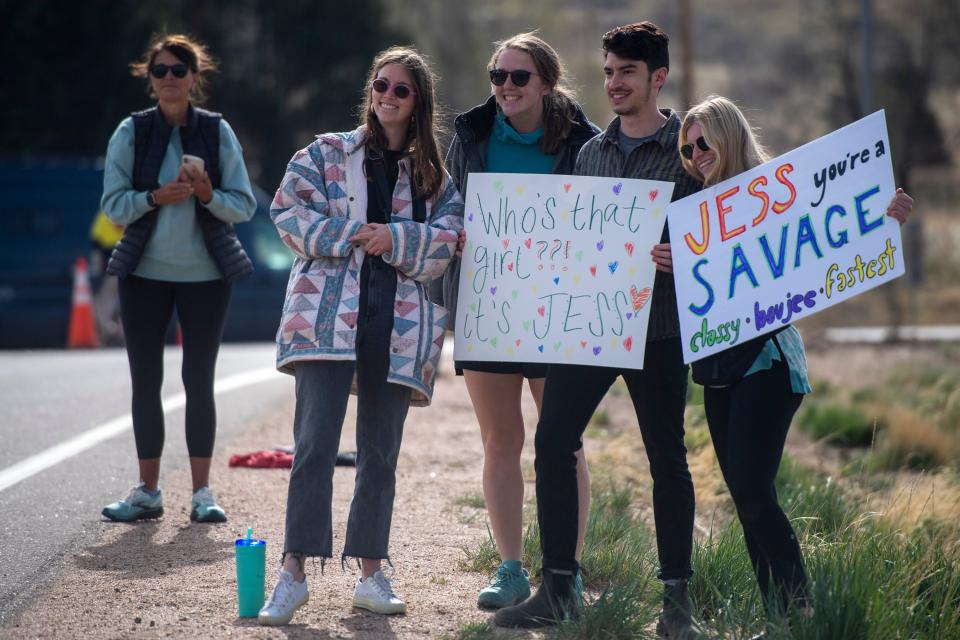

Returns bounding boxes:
[270,126,463,405]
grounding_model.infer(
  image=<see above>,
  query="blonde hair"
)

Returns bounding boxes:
[680,96,769,186]
[489,32,579,155]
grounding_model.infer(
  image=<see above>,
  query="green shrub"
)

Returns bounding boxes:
[797,402,879,447]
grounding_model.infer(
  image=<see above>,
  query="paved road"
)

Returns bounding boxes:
[0,343,291,622]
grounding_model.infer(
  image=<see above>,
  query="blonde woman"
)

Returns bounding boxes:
[678,96,912,638]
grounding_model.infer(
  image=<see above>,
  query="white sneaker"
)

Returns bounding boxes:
[352,570,407,614]
[258,569,309,626]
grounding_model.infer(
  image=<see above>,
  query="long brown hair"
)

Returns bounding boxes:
[129,33,218,104]
[360,47,444,199]
[680,96,769,186]
[489,32,579,155]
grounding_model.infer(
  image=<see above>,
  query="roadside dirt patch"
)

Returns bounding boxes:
[8,358,559,639]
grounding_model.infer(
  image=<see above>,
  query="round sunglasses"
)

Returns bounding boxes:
[680,135,711,159]
[489,68,539,87]
[150,63,189,79]
[371,77,417,100]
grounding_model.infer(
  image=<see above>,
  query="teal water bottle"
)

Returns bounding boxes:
[235,528,266,617]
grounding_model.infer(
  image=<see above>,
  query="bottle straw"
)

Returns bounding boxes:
[246,527,252,541]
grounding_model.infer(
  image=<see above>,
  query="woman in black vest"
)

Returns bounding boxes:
[100,34,257,524]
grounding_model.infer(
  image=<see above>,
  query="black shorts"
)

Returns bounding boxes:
[455,360,548,379]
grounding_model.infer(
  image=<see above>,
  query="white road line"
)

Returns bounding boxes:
[0,367,282,494]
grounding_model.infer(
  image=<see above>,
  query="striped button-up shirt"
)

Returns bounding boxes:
[574,110,702,341]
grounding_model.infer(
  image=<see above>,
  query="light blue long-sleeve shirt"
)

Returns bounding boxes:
[100,116,257,282]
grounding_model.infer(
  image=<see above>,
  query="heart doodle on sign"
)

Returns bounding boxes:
[507,263,514,272]
[575,250,584,262]
[553,277,560,285]
[626,312,633,320]
[589,265,597,277]
[623,336,633,351]
[562,183,572,193]
[648,189,658,201]
[538,344,545,353]
[502,239,510,249]
[572,275,582,284]
[467,213,474,222]
[515,339,521,347]
[596,240,605,251]
[592,346,602,355]
[469,303,477,312]
[612,182,623,195]
[630,285,651,311]
[537,306,546,317]
[490,286,497,295]
[608,261,619,274]
[522,320,531,331]
[553,341,563,351]
[624,242,635,257]
[580,340,588,348]
[491,336,499,347]
[511,290,518,299]
[516,185,525,195]
[524,238,532,249]
[494,181,504,193]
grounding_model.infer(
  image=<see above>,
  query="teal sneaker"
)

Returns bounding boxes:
[575,568,584,603]
[190,486,227,523]
[102,483,163,522]
[478,560,531,609]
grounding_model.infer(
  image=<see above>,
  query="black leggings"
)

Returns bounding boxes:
[703,358,808,612]
[118,275,232,459]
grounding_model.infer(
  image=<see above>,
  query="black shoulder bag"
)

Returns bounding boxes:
[690,326,788,387]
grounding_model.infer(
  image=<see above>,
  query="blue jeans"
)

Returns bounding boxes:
[283,258,411,560]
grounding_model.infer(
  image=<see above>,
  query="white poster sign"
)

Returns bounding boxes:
[667,110,903,364]
[454,172,674,369]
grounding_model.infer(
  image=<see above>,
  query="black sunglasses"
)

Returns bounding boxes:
[489,68,538,87]
[371,77,417,100]
[680,135,711,160]
[150,63,189,79]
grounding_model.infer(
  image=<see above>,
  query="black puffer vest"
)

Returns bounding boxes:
[106,104,253,282]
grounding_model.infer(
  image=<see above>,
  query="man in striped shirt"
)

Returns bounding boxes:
[496,22,703,638]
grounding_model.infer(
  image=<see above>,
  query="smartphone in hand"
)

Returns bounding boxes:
[181,154,205,174]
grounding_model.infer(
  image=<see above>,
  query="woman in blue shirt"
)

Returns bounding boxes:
[674,96,913,637]
[99,34,256,524]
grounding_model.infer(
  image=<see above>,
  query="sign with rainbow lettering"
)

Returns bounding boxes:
[454,172,674,369]
[667,110,903,364]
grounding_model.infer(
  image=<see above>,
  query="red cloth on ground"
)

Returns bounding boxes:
[229,450,294,468]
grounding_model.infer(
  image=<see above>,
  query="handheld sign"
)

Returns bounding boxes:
[667,110,903,364]
[455,173,674,369]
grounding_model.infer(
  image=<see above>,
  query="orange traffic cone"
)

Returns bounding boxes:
[68,257,98,348]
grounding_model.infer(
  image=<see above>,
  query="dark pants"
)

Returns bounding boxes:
[704,358,808,611]
[118,274,231,459]
[283,258,411,560]
[534,337,694,580]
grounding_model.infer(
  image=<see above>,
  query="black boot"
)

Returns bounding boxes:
[493,566,579,628]
[656,579,700,639]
